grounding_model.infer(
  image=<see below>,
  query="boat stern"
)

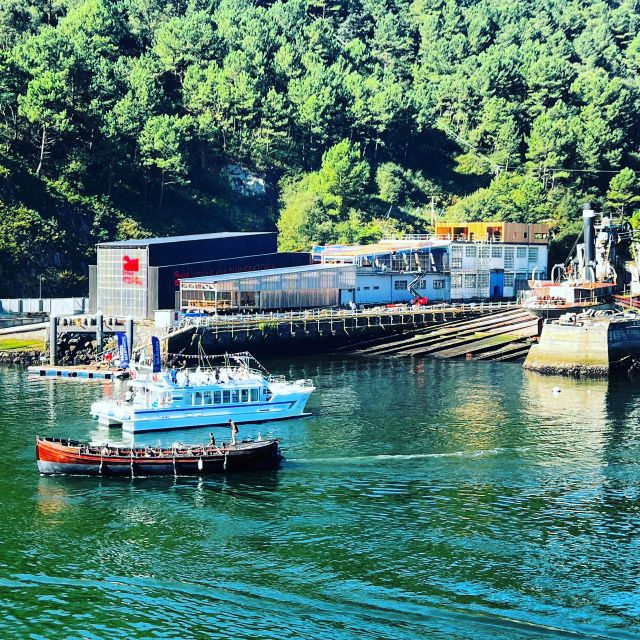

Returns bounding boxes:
[90,400,133,427]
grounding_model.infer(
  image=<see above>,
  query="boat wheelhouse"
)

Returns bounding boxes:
[90,353,315,433]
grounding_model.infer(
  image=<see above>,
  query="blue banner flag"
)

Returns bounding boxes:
[151,336,161,373]
[117,332,130,369]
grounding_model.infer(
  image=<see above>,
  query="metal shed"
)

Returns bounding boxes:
[90,231,310,319]
[180,264,357,311]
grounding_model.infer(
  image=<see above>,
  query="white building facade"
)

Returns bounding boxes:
[449,242,548,301]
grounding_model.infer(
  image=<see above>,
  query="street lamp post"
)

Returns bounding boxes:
[39,275,43,300]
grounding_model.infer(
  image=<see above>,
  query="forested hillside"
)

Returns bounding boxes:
[1,0,639,295]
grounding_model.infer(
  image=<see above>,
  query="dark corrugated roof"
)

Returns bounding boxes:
[97,232,273,247]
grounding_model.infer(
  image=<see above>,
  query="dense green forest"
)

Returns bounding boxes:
[1,0,640,296]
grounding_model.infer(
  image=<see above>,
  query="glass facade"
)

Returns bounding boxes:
[180,265,357,311]
[96,247,148,318]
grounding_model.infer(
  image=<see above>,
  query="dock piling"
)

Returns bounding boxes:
[125,316,134,361]
[49,315,57,365]
[96,312,103,359]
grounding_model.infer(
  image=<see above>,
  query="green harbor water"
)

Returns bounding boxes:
[1,357,640,639]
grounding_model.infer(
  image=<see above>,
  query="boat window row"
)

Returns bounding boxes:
[189,388,261,405]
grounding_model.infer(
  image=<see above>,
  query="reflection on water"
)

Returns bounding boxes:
[523,369,609,421]
[3,359,640,639]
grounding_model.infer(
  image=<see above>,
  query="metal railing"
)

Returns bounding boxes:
[160,301,520,338]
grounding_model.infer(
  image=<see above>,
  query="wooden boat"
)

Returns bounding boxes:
[36,435,282,476]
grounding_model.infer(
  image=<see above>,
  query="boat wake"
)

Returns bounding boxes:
[4,571,634,640]
[289,446,533,464]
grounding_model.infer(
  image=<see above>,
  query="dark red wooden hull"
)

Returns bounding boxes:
[36,436,282,476]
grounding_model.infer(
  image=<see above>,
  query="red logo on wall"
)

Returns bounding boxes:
[123,255,143,285]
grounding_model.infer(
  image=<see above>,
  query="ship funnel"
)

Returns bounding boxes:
[582,202,596,280]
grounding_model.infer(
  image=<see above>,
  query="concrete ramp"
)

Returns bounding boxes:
[357,308,537,361]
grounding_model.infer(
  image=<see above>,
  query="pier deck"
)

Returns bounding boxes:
[161,302,524,358]
[27,364,128,380]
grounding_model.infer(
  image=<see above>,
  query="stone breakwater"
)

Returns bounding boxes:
[52,333,98,365]
[0,351,43,365]
[0,332,99,367]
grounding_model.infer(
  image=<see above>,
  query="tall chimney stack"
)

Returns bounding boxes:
[582,202,596,280]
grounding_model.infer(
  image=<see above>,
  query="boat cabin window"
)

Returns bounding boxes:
[194,391,202,405]
[223,390,231,404]
[214,391,221,404]
[203,391,212,405]
[250,388,259,402]
[232,390,240,403]
[241,389,249,402]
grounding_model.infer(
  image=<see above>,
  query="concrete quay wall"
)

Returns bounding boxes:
[524,322,610,376]
[523,318,640,376]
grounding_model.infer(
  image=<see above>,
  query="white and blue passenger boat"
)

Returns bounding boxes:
[90,353,315,433]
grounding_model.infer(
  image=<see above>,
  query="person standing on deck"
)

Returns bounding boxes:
[228,419,238,445]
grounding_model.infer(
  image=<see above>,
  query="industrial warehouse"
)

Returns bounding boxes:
[89,232,309,319]
[87,221,550,319]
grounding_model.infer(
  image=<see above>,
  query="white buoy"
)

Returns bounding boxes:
[552,386,561,394]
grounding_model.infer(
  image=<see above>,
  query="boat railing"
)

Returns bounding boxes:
[293,378,315,388]
[266,375,313,387]
[74,440,270,458]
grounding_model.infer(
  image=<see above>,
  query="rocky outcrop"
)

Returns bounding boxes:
[220,164,266,197]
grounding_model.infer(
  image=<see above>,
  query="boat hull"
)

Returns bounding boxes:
[92,391,314,433]
[36,437,282,476]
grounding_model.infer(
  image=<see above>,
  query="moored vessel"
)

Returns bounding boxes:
[521,283,614,319]
[90,352,315,433]
[36,435,282,476]
[522,204,635,319]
